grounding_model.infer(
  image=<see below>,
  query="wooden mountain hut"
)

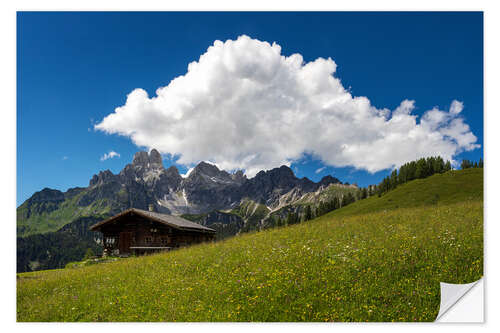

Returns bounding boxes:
[89,207,216,256]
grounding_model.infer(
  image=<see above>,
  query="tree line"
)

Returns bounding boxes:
[17,216,104,272]
[461,158,483,169]
[268,155,483,230]
[376,156,451,196]
[377,156,483,196]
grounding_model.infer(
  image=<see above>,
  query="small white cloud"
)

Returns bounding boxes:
[315,166,326,174]
[62,156,69,160]
[450,100,464,115]
[100,151,120,161]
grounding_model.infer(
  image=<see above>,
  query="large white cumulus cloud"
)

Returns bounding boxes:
[95,35,479,176]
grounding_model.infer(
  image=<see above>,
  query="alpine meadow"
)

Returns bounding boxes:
[17,168,483,322]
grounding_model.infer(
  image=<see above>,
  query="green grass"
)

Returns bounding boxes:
[16,169,483,322]
[334,168,482,217]
[64,256,128,269]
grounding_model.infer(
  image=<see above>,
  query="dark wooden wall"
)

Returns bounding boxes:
[99,213,214,255]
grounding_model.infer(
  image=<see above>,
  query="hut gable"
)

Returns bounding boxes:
[89,208,215,233]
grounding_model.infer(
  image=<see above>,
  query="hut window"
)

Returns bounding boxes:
[145,236,153,244]
[105,237,116,245]
[160,237,169,245]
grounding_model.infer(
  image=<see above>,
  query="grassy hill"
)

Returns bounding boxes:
[16,168,483,322]
[17,190,113,237]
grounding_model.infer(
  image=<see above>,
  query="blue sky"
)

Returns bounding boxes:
[17,12,483,206]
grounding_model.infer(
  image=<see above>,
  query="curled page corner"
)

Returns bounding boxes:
[435,278,483,322]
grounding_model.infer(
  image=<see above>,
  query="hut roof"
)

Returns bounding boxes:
[89,208,215,233]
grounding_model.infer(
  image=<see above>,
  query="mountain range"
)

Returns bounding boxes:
[17,149,360,272]
[18,149,358,237]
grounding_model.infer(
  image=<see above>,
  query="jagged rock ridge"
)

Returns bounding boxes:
[17,149,348,237]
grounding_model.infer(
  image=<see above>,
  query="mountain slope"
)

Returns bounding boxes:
[17,168,483,322]
[331,168,482,217]
[17,215,108,272]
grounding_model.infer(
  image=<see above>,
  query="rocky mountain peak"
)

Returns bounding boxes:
[89,170,116,187]
[256,165,296,183]
[132,149,164,170]
[132,151,149,166]
[319,175,341,186]
[191,161,221,177]
[241,165,302,206]
[28,188,65,203]
[162,165,183,190]
[149,149,163,168]
[165,165,181,178]
[231,170,247,183]
[277,165,295,176]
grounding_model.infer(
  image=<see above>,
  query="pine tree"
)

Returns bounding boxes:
[398,165,407,184]
[347,192,355,205]
[83,248,95,260]
[415,158,427,178]
[368,185,374,197]
[284,212,291,226]
[317,202,324,216]
[390,169,398,190]
[304,205,312,221]
[361,187,368,199]
[341,193,354,207]
[286,211,298,225]
[435,156,445,173]
[445,160,452,171]
[333,197,340,210]
[461,159,472,169]
[408,161,417,180]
